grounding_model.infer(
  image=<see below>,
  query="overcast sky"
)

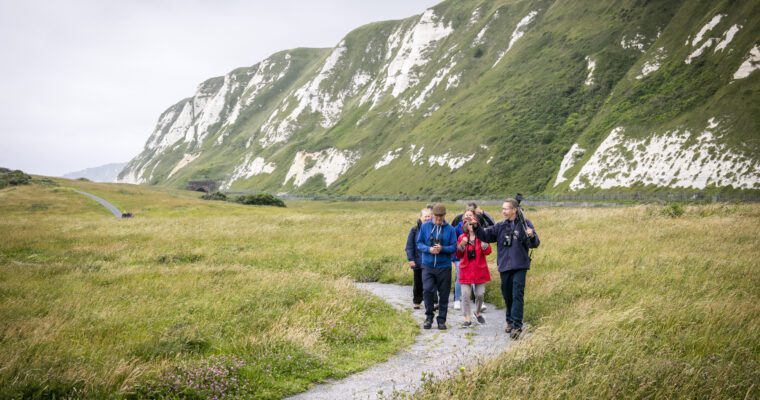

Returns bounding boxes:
[0,0,440,176]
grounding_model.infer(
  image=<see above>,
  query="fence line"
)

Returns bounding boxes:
[223,190,760,205]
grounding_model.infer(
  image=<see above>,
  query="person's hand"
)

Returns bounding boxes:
[461,236,469,244]
[481,242,488,251]
[409,261,416,268]
[430,245,441,254]
[526,227,535,238]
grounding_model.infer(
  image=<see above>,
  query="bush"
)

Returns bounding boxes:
[0,168,32,189]
[201,191,227,201]
[233,193,286,207]
[661,202,684,218]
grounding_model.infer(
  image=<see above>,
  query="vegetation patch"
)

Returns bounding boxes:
[131,355,253,399]
[0,167,32,189]
[201,191,228,201]
[661,202,685,218]
[233,193,286,207]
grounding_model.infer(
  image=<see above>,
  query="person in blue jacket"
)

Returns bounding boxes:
[473,198,540,339]
[405,208,432,309]
[416,203,458,330]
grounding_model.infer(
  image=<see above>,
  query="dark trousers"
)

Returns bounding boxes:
[412,268,423,304]
[500,269,527,329]
[422,266,451,323]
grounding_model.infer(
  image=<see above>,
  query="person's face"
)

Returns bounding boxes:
[432,214,444,225]
[464,211,476,222]
[502,202,516,220]
[420,211,432,223]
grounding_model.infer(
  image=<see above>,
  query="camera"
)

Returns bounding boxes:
[504,232,512,247]
[467,246,476,259]
[429,234,441,246]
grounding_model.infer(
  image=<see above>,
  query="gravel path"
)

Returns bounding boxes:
[287,282,516,400]
[72,189,122,218]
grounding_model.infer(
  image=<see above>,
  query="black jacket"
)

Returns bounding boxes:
[405,220,422,269]
[475,218,539,272]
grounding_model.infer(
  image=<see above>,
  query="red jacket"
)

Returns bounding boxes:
[456,233,492,284]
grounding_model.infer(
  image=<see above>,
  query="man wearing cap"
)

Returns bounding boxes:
[416,203,458,330]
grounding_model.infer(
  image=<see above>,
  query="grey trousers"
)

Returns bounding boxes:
[461,283,486,317]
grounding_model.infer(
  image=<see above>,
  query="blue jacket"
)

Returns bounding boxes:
[416,221,457,268]
[405,221,422,269]
[475,218,539,272]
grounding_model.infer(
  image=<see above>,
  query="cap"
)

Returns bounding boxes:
[431,203,446,216]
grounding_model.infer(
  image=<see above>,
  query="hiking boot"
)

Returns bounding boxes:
[423,318,433,330]
[437,322,447,330]
[433,303,439,311]
[461,321,472,328]
[413,303,421,310]
[476,314,486,324]
[510,328,523,340]
[505,325,513,334]
[480,304,487,312]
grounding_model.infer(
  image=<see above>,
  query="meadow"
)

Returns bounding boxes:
[0,178,758,399]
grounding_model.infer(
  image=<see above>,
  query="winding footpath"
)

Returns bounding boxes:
[68,188,518,397]
[72,189,122,218]
[288,282,517,400]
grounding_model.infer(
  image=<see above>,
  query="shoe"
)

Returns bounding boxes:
[423,318,433,329]
[437,322,447,330]
[433,303,439,311]
[510,328,523,340]
[413,303,421,309]
[454,301,461,310]
[480,304,487,312]
[476,314,486,324]
[461,321,472,328]
[505,325,513,334]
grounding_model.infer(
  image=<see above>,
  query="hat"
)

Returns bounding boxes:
[431,203,446,216]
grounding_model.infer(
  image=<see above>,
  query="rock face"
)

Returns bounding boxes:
[119,0,760,196]
[64,162,127,182]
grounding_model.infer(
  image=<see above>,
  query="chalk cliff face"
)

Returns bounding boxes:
[119,0,760,196]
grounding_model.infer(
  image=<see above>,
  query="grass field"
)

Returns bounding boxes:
[1,178,758,399]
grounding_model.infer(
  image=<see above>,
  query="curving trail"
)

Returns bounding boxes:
[72,189,122,218]
[287,282,516,400]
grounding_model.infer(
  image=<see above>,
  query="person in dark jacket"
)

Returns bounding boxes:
[405,208,432,309]
[416,203,458,330]
[473,198,539,339]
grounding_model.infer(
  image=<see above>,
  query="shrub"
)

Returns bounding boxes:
[201,191,228,201]
[233,193,286,207]
[0,168,32,189]
[661,202,684,218]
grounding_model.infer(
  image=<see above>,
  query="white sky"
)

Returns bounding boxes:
[0,0,440,176]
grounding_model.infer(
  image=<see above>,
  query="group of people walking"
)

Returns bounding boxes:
[404,200,539,338]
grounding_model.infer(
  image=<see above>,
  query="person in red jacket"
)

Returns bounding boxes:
[456,210,492,327]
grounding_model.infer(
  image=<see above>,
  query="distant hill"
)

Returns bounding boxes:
[63,162,127,182]
[119,0,760,196]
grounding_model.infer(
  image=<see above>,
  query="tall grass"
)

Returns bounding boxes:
[414,204,760,399]
[1,179,758,398]
[0,180,419,398]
